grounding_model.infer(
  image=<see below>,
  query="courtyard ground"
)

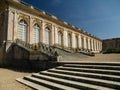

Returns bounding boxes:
[0,68,32,90]
[0,53,120,90]
[60,53,120,62]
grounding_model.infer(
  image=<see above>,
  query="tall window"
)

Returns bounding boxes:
[58,31,63,46]
[33,24,40,44]
[45,27,50,45]
[86,38,88,49]
[75,36,79,48]
[90,39,92,50]
[68,34,72,48]
[18,19,27,42]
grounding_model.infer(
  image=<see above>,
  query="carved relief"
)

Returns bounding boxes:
[57,26,64,33]
[33,18,42,28]
[45,22,52,30]
[18,13,29,24]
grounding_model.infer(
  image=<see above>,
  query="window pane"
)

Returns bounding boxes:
[68,34,72,47]
[45,28,50,45]
[18,20,27,42]
[34,24,40,44]
[58,31,62,46]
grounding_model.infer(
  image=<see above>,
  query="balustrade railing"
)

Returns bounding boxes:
[15,39,58,57]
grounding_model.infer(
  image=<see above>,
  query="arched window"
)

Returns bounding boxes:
[45,27,50,45]
[68,33,72,48]
[33,24,40,44]
[86,38,88,49]
[58,31,63,46]
[75,36,79,48]
[18,19,27,42]
[90,39,92,50]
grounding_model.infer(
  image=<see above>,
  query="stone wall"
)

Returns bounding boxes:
[0,45,4,65]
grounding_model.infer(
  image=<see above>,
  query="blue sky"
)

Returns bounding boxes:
[22,0,120,39]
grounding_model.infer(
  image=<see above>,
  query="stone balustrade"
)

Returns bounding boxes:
[15,39,58,57]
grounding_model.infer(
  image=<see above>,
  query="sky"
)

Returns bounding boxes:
[22,0,120,40]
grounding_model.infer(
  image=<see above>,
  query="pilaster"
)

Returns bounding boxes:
[54,26,58,45]
[29,16,33,44]
[7,9,14,41]
[41,21,45,43]
[50,24,55,45]
[91,39,94,51]
[13,11,18,41]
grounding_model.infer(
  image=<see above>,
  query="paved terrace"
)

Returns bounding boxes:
[59,53,120,63]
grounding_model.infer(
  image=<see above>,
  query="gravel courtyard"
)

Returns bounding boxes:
[0,68,32,90]
[0,53,120,90]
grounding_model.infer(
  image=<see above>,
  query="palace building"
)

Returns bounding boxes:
[0,0,102,68]
[103,38,120,50]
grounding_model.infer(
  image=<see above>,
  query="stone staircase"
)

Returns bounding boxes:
[16,62,120,90]
[54,48,89,61]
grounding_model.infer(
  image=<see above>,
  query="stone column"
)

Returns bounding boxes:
[97,40,99,51]
[63,30,68,48]
[99,41,101,51]
[72,32,75,48]
[98,41,100,52]
[91,39,93,51]
[94,40,97,51]
[100,42,102,51]
[84,36,87,49]
[41,21,45,43]
[88,38,90,50]
[54,26,58,45]
[96,40,98,51]
[78,34,82,49]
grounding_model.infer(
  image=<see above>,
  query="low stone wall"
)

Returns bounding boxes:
[0,47,3,65]
[5,43,57,71]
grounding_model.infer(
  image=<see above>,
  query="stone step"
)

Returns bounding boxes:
[63,64,120,70]
[40,71,120,89]
[24,76,78,90]
[58,62,120,66]
[48,68,120,82]
[56,66,120,76]
[32,73,113,90]
[16,78,50,90]
[16,62,120,90]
